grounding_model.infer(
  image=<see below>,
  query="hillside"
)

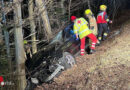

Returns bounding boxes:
[35,20,130,90]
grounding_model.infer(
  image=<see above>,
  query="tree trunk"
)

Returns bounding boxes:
[87,0,91,9]
[1,0,11,66]
[0,11,3,45]
[0,25,3,45]
[28,0,37,54]
[68,0,72,20]
[61,0,66,15]
[4,29,10,58]
[13,0,26,90]
[36,0,52,40]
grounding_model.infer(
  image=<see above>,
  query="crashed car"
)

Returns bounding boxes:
[25,28,90,90]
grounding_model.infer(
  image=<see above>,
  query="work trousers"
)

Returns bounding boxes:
[80,33,97,55]
[98,23,109,40]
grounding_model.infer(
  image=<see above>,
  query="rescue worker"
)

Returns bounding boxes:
[73,17,98,56]
[24,40,32,60]
[85,9,98,36]
[85,9,100,46]
[63,16,77,41]
[97,5,112,43]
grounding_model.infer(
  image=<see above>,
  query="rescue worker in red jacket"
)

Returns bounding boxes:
[73,17,98,56]
[97,5,112,43]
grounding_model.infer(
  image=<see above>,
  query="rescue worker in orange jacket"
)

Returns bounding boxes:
[73,17,98,56]
[97,5,112,43]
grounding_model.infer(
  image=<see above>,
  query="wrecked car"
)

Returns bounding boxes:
[25,28,90,90]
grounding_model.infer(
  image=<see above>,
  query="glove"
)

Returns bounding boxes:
[70,30,74,35]
[73,34,76,39]
[76,38,79,41]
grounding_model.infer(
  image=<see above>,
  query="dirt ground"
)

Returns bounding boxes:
[35,19,130,90]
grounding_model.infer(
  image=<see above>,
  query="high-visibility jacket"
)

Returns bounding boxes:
[73,18,92,39]
[87,15,98,35]
[97,11,107,24]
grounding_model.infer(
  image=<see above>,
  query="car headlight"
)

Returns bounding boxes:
[31,78,39,84]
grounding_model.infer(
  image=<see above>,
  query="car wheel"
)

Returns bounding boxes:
[62,52,76,69]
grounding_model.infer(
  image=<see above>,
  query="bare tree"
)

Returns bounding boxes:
[0,24,3,45]
[0,13,3,44]
[87,0,91,9]
[61,0,66,15]
[68,0,72,20]
[29,0,37,54]
[13,0,26,90]
[36,0,53,40]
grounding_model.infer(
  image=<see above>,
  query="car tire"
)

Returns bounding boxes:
[62,52,76,69]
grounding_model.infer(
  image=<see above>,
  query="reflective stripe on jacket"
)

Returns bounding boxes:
[73,17,92,39]
[97,11,107,24]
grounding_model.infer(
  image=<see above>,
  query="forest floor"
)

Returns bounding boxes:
[35,15,130,90]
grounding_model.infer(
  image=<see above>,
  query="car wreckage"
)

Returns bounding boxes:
[25,28,91,90]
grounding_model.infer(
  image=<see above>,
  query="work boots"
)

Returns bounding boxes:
[90,49,96,54]
[102,36,107,41]
[96,40,101,46]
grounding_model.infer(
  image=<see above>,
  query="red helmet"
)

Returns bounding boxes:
[71,16,77,22]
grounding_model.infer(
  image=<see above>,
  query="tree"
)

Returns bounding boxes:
[0,24,3,45]
[61,0,66,15]
[28,0,37,54]
[36,0,52,40]
[1,0,11,67]
[0,14,3,45]
[13,0,26,89]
